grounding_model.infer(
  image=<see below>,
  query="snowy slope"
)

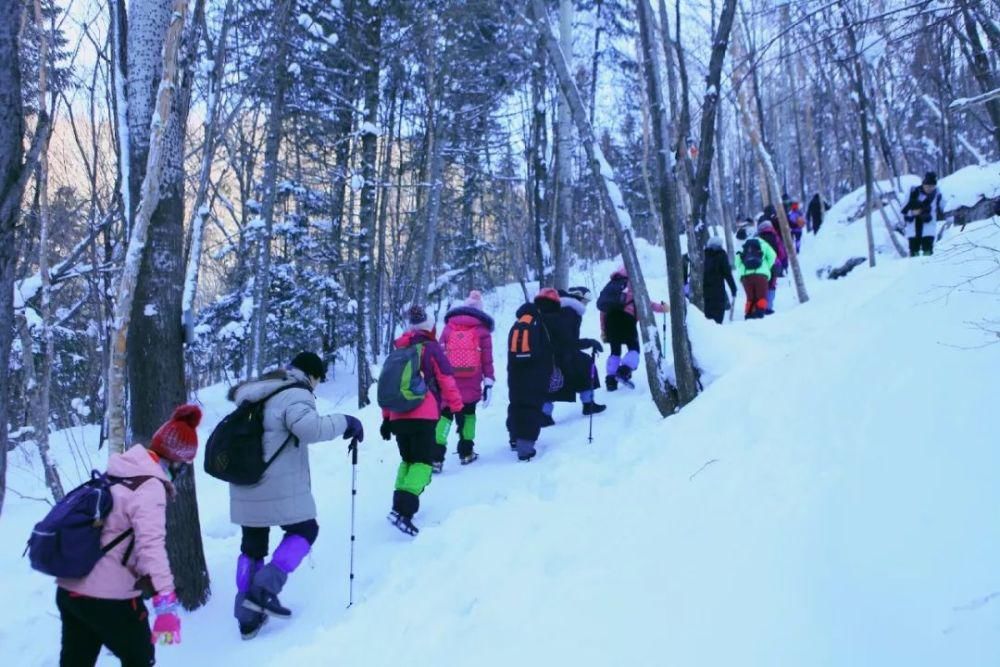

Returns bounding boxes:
[2,221,998,666]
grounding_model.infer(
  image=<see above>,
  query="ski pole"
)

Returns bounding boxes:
[347,437,359,609]
[588,350,597,444]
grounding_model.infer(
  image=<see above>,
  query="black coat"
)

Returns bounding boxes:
[702,247,737,320]
[807,194,828,232]
[545,299,599,403]
[506,303,554,408]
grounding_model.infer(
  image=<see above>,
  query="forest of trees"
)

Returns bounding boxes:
[1,0,997,606]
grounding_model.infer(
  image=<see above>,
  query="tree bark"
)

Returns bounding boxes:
[552,0,574,290]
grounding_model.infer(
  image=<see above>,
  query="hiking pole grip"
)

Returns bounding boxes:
[349,437,359,465]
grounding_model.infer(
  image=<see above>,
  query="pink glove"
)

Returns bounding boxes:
[151,592,181,645]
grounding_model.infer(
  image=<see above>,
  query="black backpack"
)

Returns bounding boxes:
[741,238,764,271]
[596,276,629,313]
[204,383,310,485]
[508,308,550,366]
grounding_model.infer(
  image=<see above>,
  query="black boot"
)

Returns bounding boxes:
[540,413,555,428]
[582,401,606,416]
[242,564,292,618]
[388,510,419,535]
[605,375,618,392]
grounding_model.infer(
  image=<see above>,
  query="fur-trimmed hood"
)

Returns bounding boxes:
[560,297,586,317]
[228,367,313,404]
[444,305,494,332]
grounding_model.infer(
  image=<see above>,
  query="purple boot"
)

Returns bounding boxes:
[234,555,267,639]
[242,535,311,619]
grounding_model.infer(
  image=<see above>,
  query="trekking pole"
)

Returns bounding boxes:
[347,437,359,609]
[588,350,597,444]
[661,309,667,340]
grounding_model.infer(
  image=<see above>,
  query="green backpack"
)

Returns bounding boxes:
[377,343,427,412]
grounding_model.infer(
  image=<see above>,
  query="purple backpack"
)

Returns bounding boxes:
[26,471,153,578]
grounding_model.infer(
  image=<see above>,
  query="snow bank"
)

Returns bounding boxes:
[939,161,1000,211]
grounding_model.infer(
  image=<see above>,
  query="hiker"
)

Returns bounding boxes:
[541,286,606,425]
[807,193,829,235]
[735,216,755,241]
[436,290,496,468]
[506,289,559,461]
[735,233,777,319]
[703,237,738,324]
[380,306,464,535]
[901,171,945,257]
[787,201,807,253]
[756,219,787,313]
[229,351,363,639]
[54,405,202,666]
[597,266,669,391]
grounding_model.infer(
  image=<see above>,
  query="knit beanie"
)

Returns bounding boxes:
[150,404,202,463]
[464,290,485,312]
[923,171,937,186]
[291,351,327,382]
[407,304,435,332]
[534,287,561,310]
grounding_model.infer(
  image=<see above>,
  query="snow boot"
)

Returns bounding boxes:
[388,510,419,536]
[515,438,536,461]
[431,461,444,474]
[616,366,635,389]
[242,534,310,619]
[540,414,556,428]
[582,401,606,416]
[605,375,618,392]
[460,452,479,465]
[234,555,267,639]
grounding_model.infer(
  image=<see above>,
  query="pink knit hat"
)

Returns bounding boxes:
[464,290,484,311]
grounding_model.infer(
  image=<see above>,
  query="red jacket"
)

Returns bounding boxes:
[382,329,464,421]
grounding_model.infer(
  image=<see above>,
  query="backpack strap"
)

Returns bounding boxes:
[101,475,160,566]
[261,381,312,469]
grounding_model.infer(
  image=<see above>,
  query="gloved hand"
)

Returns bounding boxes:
[579,338,604,354]
[151,592,181,645]
[342,416,364,442]
[482,378,494,407]
[379,419,391,441]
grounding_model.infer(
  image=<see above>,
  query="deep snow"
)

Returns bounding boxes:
[2,216,999,666]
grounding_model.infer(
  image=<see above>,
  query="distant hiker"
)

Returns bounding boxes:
[597,266,668,391]
[506,289,559,461]
[703,237,738,324]
[735,233,777,319]
[437,290,496,467]
[228,351,363,638]
[901,171,945,257]
[52,405,202,665]
[756,219,787,313]
[787,201,806,253]
[541,286,606,424]
[380,306,463,535]
[807,193,829,235]
[735,216,755,241]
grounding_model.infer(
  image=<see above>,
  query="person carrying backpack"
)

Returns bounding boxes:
[702,237,738,324]
[506,289,559,461]
[379,305,464,535]
[436,290,495,468]
[51,405,202,666]
[807,193,829,235]
[901,171,945,257]
[597,266,668,391]
[787,201,806,253]
[756,219,787,313]
[735,233,777,319]
[540,286,605,424]
[228,351,363,639]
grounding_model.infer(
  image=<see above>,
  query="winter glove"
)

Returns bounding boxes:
[379,419,392,442]
[482,378,494,408]
[579,338,603,354]
[151,592,181,645]
[342,415,364,442]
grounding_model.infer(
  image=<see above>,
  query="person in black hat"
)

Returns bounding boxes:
[901,171,945,257]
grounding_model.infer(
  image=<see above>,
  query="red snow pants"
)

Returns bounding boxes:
[741,274,769,318]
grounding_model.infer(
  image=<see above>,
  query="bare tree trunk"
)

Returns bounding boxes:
[532,0,681,415]
[357,0,381,407]
[529,17,549,285]
[106,0,189,452]
[250,0,295,374]
[552,0,573,290]
[732,22,809,305]
[958,0,1000,155]
[413,27,443,302]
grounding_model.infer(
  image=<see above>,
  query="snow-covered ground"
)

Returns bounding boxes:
[2,213,999,666]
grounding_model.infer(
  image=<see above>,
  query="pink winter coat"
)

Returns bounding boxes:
[440,307,495,405]
[382,329,465,421]
[57,445,174,600]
